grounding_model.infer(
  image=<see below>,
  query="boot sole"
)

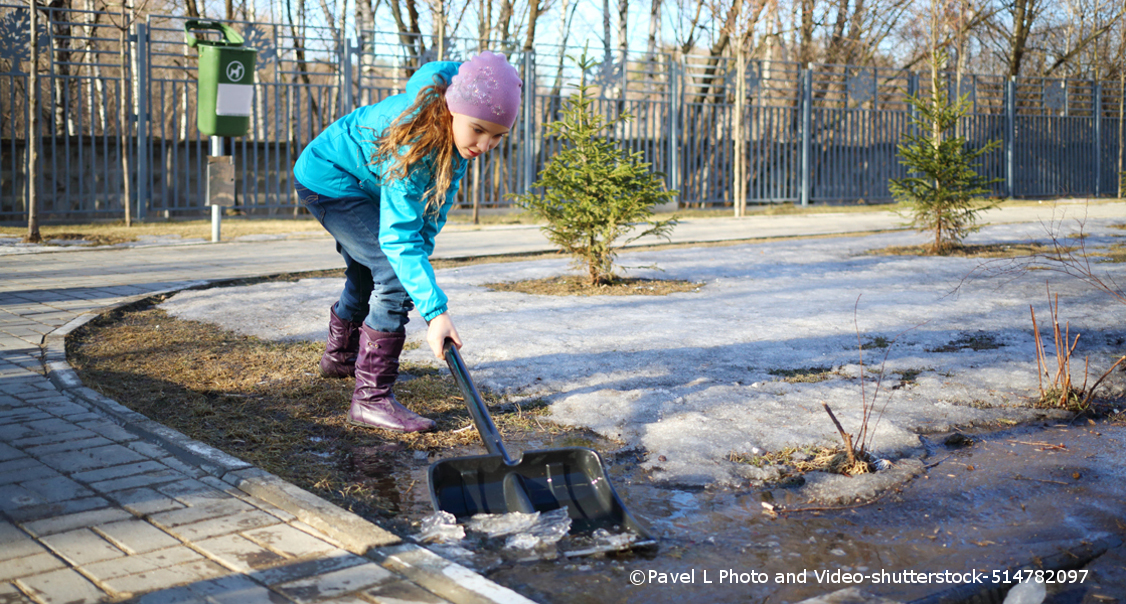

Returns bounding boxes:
[346,418,436,433]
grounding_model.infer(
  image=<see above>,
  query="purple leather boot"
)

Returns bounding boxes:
[320,305,362,378]
[348,325,436,432]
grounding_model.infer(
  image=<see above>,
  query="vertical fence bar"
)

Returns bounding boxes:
[1094,81,1101,197]
[1013,74,1022,198]
[522,51,533,197]
[670,58,680,205]
[135,21,149,219]
[800,64,812,207]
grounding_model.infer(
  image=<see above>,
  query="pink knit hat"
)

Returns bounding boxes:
[445,51,523,129]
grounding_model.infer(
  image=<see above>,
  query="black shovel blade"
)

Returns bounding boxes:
[428,446,654,540]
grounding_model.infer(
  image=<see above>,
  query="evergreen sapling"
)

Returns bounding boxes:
[889,50,1002,254]
[513,52,677,285]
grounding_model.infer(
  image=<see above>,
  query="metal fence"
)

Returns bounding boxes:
[1,5,1124,222]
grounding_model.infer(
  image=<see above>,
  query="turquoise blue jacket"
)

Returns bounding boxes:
[294,61,467,322]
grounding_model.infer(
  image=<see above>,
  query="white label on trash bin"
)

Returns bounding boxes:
[216,83,254,117]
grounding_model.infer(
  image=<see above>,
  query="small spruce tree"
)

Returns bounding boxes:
[513,52,677,285]
[890,49,1002,254]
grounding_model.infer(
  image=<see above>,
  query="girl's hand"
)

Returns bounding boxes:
[427,312,462,360]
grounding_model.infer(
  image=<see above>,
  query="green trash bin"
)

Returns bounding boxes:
[185,21,257,137]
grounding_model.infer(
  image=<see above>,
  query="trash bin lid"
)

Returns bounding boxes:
[185,20,246,48]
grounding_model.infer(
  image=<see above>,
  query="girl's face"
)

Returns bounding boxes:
[450,112,509,160]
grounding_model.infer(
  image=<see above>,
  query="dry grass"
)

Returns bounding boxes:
[484,276,701,296]
[0,219,329,246]
[729,445,873,478]
[865,242,1064,259]
[66,297,588,529]
[768,367,837,384]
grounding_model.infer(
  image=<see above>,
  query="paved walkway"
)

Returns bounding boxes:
[1,200,1122,603]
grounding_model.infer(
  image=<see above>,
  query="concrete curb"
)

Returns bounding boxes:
[41,286,404,556]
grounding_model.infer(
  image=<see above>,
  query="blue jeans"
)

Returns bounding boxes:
[296,180,413,333]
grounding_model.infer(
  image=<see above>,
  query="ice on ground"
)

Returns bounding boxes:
[159,219,1126,487]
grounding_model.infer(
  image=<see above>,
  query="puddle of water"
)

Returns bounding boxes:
[384,422,1126,603]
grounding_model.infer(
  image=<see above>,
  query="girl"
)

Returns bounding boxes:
[293,52,522,433]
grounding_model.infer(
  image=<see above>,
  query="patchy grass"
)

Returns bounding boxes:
[768,366,836,384]
[1,219,329,246]
[865,242,1065,258]
[729,444,873,478]
[861,336,891,350]
[1090,242,1126,263]
[66,297,598,531]
[484,276,702,296]
[927,332,1004,353]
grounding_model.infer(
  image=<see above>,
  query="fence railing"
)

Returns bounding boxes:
[1,5,1124,222]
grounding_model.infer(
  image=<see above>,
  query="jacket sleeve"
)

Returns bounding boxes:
[378,162,449,321]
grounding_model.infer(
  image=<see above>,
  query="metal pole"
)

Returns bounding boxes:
[211,135,222,242]
[670,58,680,206]
[522,51,534,197]
[734,47,744,217]
[1094,81,1102,197]
[135,21,148,220]
[800,64,812,207]
[26,0,40,242]
[1006,76,1016,198]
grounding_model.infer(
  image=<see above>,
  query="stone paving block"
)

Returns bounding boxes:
[192,575,278,604]
[243,523,337,559]
[82,547,204,582]
[76,419,138,443]
[41,528,126,566]
[15,567,108,604]
[253,551,369,586]
[10,427,98,449]
[21,475,95,503]
[61,450,156,478]
[157,479,236,506]
[0,483,47,516]
[102,559,230,597]
[0,409,50,425]
[126,440,172,460]
[0,582,37,604]
[131,585,209,604]
[275,562,395,604]
[0,459,59,486]
[4,418,76,443]
[0,522,48,562]
[366,579,453,604]
[148,498,253,529]
[381,545,536,604]
[194,533,287,573]
[106,487,185,517]
[24,436,113,457]
[0,442,24,463]
[149,455,209,480]
[4,495,111,524]
[94,518,180,554]
[165,510,281,542]
[89,468,185,493]
[21,506,132,537]
[0,552,66,582]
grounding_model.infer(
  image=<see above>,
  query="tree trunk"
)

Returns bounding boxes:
[799,0,815,66]
[1008,0,1036,78]
[26,0,41,243]
[523,0,540,52]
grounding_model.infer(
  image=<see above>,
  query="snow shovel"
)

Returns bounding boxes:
[428,340,655,545]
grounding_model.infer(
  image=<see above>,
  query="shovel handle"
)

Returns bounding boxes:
[443,340,516,465]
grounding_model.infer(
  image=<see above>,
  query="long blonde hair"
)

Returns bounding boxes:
[374,83,457,217]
